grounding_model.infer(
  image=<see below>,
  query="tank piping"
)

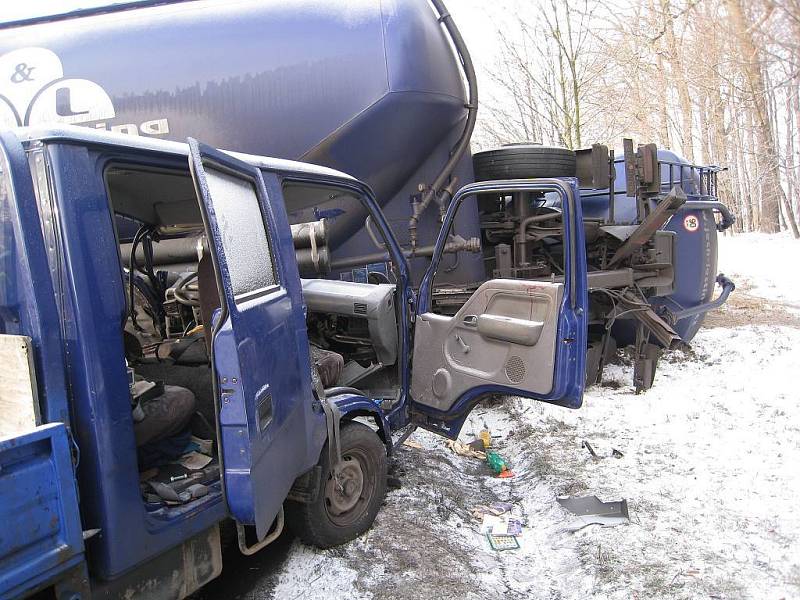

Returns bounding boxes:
[408,0,478,250]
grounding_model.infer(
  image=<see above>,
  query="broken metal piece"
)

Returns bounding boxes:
[617,291,681,350]
[607,186,687,269]
[581,440,599,459]
[557,495,630,532]
[633,342,662,393]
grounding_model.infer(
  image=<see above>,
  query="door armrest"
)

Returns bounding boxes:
[476,314,544,346]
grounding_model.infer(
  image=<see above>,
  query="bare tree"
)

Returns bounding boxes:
[474,0,800,236]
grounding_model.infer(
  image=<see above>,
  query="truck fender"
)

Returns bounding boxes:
[330,393,393,456]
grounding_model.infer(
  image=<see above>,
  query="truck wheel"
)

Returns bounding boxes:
[286,421,387,548]
[473,143,576,180]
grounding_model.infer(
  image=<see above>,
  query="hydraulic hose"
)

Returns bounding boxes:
[409,0,478,250]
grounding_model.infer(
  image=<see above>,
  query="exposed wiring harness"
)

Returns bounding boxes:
[128,224,163,332]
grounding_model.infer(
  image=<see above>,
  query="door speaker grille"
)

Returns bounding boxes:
[505,355,526,383]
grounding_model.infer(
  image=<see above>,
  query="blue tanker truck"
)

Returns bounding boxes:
[0,1,734,598]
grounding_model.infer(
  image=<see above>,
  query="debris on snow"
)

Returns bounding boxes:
[557,496,631,532]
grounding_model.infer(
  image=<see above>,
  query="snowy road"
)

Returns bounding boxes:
[195,233,800,600]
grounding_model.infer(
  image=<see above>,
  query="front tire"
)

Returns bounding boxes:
[286,421,387,548]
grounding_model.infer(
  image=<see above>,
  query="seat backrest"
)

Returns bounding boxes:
[196,253,221,352]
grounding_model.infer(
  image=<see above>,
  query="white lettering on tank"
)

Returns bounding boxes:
[0,47,170,138]
[111,123,140,136]
[140,118,169,135]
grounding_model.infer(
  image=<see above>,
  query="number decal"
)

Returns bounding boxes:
[683,214,700,232]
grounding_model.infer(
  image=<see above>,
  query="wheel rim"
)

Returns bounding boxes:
[324,448,375,527]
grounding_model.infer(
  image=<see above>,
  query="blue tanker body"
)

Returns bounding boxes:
[0,0,729,326]
[0,0,484,281]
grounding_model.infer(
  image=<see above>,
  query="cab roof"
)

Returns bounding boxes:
[12,125,359,184]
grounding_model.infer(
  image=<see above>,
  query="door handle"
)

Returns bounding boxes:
[454,334,470,353]
[462,315,478,327]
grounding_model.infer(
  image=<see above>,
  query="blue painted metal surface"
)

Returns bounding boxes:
[0,0,724,325]
[1,127,405,585]
[0,0,473,273]
[43,140,226,580]
[0,130,71,428]
[329,393,393,454]
[188,139,324,540]
[0,424,84,599]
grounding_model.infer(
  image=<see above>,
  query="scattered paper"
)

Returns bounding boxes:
[179,451,213,471]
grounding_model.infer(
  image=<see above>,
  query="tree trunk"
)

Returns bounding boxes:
[725,0,783,233]
[660,0,695,162]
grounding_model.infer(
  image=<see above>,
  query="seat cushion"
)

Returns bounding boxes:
[310,345,344,388]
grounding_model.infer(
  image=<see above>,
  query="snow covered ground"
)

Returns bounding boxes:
[197,233,800,600]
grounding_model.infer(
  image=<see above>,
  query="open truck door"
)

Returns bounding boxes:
[410,180,588,436]
[187,139,314,543]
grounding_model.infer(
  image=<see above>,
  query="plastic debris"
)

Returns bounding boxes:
[480,514,523,536]
[402,439,422,449]
[471,502,514,518]
[485,450,513,477]
[479,422,492,449]
[486,533,519,551]
[557,495,630,531]
[468,439,486,453]
[446,439,486,460]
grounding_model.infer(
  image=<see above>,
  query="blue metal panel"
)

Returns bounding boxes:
[0,0,471,274]
[189,139,321,541]
[330,394,392,453]
[0,423,84,599]
[0,130,71,427]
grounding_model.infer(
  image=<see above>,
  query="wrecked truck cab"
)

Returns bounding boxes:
[0,125,588,599]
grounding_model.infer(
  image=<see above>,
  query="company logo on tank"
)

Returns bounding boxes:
[0,47,169,136]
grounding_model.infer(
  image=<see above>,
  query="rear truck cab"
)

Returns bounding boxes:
[0,125,588,599]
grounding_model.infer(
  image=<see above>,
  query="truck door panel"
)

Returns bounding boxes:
[188,139,313,541]
[411,280,562,411]
[411,180,588,422]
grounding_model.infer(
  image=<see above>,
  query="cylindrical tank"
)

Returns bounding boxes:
[0,0,476,258]
[0,1,719,330]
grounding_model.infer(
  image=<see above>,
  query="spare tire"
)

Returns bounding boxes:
[473,144,577,181]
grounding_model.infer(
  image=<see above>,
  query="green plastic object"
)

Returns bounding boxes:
[485,450,509,474]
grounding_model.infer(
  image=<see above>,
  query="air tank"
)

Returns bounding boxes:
[0,0,478,267]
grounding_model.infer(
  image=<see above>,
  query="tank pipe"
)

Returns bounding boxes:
[679,201,735,231]
[331,236,480,271]
[408,0,478,250]
[669,274,735,320]
[517,213,561,249]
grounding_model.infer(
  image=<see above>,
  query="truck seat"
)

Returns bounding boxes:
[310,345,344,388]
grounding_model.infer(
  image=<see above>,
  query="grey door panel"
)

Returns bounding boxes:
[411,279,563,411]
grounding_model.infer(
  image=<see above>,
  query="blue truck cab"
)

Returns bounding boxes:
[0,126,588,599]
